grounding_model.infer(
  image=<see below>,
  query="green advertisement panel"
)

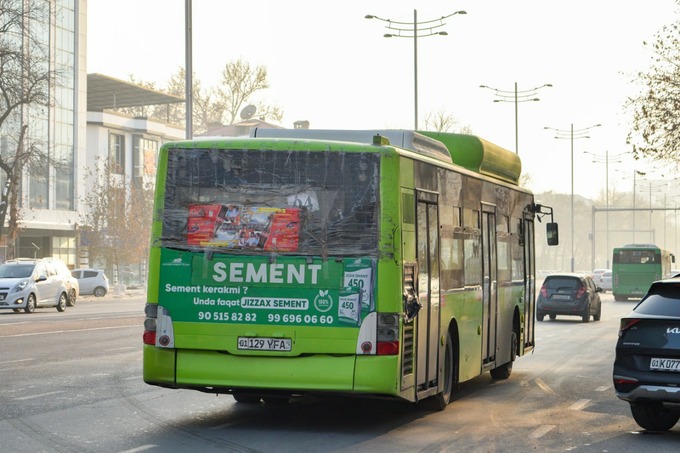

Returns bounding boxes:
[158,249,375,328]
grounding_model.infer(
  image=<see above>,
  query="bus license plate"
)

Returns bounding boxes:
[237,337,292,352]
[650,358,680,372]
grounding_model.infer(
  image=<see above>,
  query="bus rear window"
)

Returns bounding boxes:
[613,250,660,264]
[159,147,380,256]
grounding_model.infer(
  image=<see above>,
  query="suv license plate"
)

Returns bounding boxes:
[650,358,680,372]
[237,337,292,352]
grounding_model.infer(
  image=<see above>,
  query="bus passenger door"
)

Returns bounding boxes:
[481,205,497,366]
[523,217,535,349]
[416,196,440,391]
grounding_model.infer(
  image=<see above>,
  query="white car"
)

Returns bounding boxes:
[598,271,613,292]
[0,259,69,313]
[71,268,109,297]
[44,257,79,307]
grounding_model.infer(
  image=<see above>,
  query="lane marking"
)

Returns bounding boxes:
[105,346,138,352]
[569,399,591,411]
[530,425,556,439]
[119,446,157,453]
[595,385,609,392]
[14,391,63,401]
[535,377,555,395]
[0,358,34,365]
[3,325,137,338]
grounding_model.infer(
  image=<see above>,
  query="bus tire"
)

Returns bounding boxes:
[232,393,261,404]
[263,395,291,404]
[431,333,456,411]
[490,331,517,380]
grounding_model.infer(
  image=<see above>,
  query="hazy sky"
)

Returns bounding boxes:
[87,0,679,199]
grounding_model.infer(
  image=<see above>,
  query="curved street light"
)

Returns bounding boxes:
[583,150,627,269]
[479,83,552,154]
[366,10,467,129]
[544,123,602,272]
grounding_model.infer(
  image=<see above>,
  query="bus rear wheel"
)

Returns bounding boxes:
[431,333,456,411]
[490,331,517,380]
[232,392,261,404]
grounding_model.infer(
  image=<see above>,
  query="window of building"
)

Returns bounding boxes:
[109,133,125,174]
[52,236,76,267]
[132,135,158,178]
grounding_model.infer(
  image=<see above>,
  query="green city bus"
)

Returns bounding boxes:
[612,243,675,301]
[142,129,557,408]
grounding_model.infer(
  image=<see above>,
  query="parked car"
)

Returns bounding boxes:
[598,271,613,292]
[536,273,602,322]
[0,259,69,313]
[613,278,680,431]
[591,268,610,282]
[71,268,109,297]
[43,257,79,307]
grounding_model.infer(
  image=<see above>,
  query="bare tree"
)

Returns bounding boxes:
[216,58,282,126]
[118,60,283,134]
[424,110,473,134]
[627,3,680,169]
[0,0,58,258]
[81,158,154,278]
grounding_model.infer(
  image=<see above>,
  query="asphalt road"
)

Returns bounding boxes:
[1,291,680,452]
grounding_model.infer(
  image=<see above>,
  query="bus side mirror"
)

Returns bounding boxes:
[546,222,559,246]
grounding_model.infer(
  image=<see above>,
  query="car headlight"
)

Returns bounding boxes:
[12,280,29,293]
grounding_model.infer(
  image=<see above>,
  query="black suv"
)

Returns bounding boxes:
[536,273,602,322]
[613,278,680,431]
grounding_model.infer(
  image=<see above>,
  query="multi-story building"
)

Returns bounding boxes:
[0,0,86,264]
[0,1,184,274]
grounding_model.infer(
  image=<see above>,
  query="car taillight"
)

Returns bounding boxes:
[540,285,547,297]
[576,286,586,298]
[377,313,399,355]
[618,318,641,337]
[613,376,639,393]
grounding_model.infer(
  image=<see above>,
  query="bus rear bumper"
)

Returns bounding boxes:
[143,346,401,397]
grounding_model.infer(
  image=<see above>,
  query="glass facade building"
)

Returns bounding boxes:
[0,0,82,264]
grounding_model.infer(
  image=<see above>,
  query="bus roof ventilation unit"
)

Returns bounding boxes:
[251,128,453,164]
[418,132,522,185]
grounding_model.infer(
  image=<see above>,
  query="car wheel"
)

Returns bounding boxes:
[66,288,77,307]
[56,292,67,312]
[549,314,557,321]
[431,332,456,410]
[24,294,36,313]
[582,306,591,323]
[630,402,680,431]
[536,313,545,322]
[93,287,107,297]
[593,305,601,321]
[490,330,517,380]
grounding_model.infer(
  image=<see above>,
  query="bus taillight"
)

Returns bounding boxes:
[377,313,399,355]
[143,330,156,345]
[143,303,158,345]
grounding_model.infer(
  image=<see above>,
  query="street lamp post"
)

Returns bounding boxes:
[479,82,552,154]
[366,10,467,130]
[544,123,602,272]
[584,150,626,268]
